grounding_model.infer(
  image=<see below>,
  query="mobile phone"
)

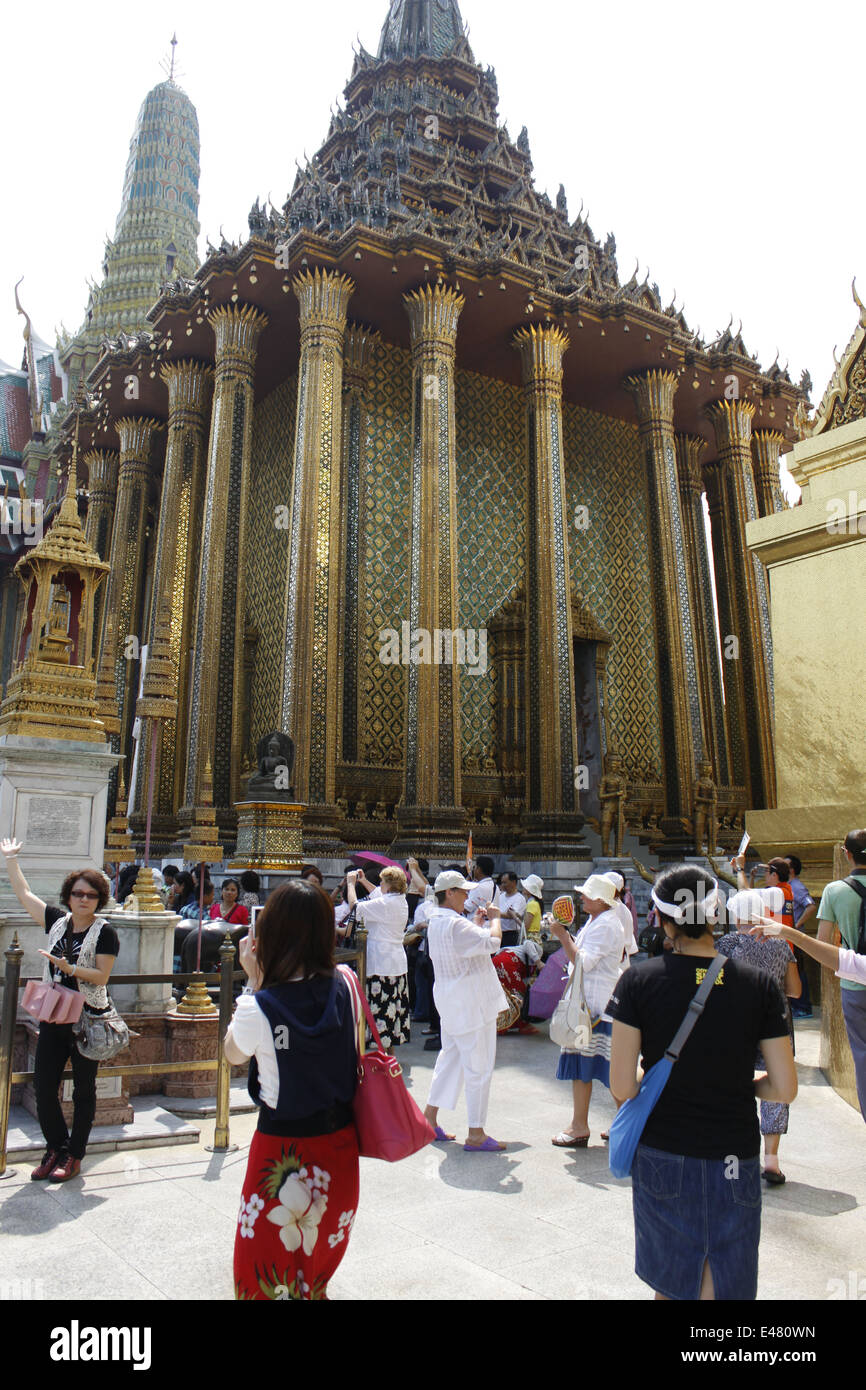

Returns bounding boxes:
[250,904,263,942]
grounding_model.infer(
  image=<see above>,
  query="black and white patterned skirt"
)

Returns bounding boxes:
[366,973,411,1049]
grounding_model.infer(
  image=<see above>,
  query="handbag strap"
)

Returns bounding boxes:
[664,954,725,1063]
[844,876,866,955]
[337,964,385,1057]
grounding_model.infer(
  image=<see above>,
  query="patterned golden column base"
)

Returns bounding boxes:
[175,976,217,1016]
[229,801,306,870]
[390,804,470,858]
[513,811,588,859]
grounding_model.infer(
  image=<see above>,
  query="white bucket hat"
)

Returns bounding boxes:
[601,870,624,892]
[520,874,544,898]
[573,873,617,907]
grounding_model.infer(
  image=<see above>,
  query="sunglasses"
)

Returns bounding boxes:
[70,890,99,900]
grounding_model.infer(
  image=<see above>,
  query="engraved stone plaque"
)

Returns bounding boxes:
[22,795,88,851]
[63,1074,122,1102]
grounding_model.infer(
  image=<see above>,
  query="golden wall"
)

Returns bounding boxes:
[246,344,662,783]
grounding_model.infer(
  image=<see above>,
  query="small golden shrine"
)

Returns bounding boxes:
[0,399,110,742]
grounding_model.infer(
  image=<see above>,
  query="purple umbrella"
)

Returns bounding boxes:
[528,948,570,1020]
[350,852,401,871]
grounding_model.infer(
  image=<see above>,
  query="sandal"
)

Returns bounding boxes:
[552,1132,589,1148]
[463,1136,506,1151]
[433,1125,454,1142]
[762,1168,786,1186]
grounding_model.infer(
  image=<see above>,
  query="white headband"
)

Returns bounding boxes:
[651,880,721,926]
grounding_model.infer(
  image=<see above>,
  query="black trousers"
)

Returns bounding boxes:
[414,951,440,1033]
[34,1021,99,1159]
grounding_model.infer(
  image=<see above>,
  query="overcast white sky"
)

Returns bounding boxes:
[2,0,863,414]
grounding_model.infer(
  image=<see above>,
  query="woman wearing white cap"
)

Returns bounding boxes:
[601,871,639,973]
[423,870,508,1151]
[717,889,801,1185]
[549,874,624,1147]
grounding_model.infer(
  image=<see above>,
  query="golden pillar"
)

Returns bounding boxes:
[338,324,377,767]
[676,434,730,787]
[625,371,704,839]
[131,361,212,840]
[707,399,776,808]
[280,270,353,848]
[753,429,786,517]
[82,448,118,669]
[183,306,266,829]
[95,418,160,784]
[513,325,584,854]
[390,283,467,855]
[83,450,118,560]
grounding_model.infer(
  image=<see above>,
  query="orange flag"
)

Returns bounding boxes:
[466,831,473,875]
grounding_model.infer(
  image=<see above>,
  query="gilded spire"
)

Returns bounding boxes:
[14,279,43,437]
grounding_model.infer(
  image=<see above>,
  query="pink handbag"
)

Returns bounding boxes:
[338,966,435,1162]
[21,979,85,1024]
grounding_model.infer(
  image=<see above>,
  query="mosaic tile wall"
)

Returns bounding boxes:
[562,402,663,783]
[359,339,411,765]
[246,352,663,789]
[455,367,525,765]
[247,375,297,750]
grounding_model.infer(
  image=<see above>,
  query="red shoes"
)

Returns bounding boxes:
[31,1149,62,1180]
[49,1156,82,1182]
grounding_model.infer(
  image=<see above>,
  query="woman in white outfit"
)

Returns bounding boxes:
[549,874,624,1148]
[346,866,409,1050]
[423,871,508,1151]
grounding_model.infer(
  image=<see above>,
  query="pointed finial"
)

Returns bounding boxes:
[853,277,866,323]
[170,33,178,80]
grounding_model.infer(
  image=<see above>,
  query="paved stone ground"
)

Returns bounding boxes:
[1,1013,863,1302]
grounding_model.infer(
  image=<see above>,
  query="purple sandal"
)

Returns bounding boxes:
[463,1137,506,1152]
[433,1125,454,1142]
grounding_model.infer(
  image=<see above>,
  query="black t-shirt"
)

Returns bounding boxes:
[608,952,789,1159]
[43,905,120,993]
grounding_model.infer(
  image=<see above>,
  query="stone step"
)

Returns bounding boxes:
[4,1095,202,1162]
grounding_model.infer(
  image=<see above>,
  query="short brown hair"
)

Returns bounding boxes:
[380,866,407,894]
[254,879,335,989]
[766,857,790,883]
[59,868,111,911]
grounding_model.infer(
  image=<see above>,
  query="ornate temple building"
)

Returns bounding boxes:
[44,0,806,858]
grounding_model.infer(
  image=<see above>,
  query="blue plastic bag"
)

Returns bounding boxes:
[608,1056,674,1179]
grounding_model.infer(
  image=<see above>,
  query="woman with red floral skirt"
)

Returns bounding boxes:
[224,879,359,1300]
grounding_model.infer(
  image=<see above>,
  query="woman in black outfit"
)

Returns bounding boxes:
[1,838,119,1182]
[609,863,797,1301]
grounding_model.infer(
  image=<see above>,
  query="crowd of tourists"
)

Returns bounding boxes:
[6,826,866,1303]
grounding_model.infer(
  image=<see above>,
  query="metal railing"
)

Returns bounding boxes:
[0,929,367,1178]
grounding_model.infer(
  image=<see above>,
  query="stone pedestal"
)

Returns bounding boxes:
[0,735,121,913]
[230,801,305,870]
[513,811,588,860]
[103,905,181,1014]
[165,1012,219,1097]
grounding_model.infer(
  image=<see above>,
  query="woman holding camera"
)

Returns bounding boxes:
[346,865,410,1050]
[1,837,118,1183]
[609,864,797,1300]
[224,879,359,1301]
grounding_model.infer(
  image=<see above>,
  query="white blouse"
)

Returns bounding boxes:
[355,890,409,977]
[572,908,625,1017]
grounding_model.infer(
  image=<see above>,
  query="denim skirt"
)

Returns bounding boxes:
[631,1143,762,1300]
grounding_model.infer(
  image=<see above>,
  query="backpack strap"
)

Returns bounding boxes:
[843,876,866,955]
[664,954,726,1063]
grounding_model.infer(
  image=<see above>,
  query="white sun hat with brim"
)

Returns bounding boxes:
[601,870,624,892]
[573,873,617,907]
[433,870,474,893]
[520,874,544,898]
